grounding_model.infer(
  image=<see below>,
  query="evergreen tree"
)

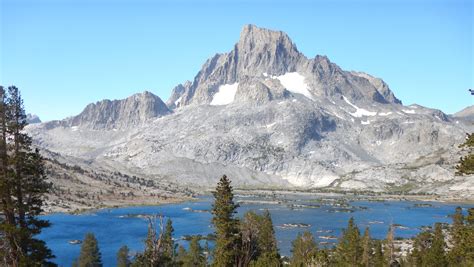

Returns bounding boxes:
[315,249,330,267]
[384,225,395,265]
[463,209,474,265]
[290,231,318,267]
[237,209,281,266]
[373,240,386,267]
[447,207,474,266]
[162,218,175,263]
[211,175,240,267]
[409,231,431,267]
[183,236,205,267]
[334,217,361,266]
[258,210,279,256]
[467,208,474,225]
[456,133,474,175]
[361,227,371,267]
[239,211,261,266]
[448,207,465,265]
[252,210,280,267]
[0,86,55,266]
[133,215,175,267]
[425,223,447,267]
[77,233,102,267]
[117,245,130,267]
[174,245,187,266]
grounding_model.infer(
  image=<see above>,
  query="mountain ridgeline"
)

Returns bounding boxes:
[167,24,401,108]
[28,25,473,200]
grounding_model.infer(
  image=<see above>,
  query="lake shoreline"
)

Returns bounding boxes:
[42,196,196,215]
[40,190,471,266]
[231,188,474,205]
[43,188,473,216]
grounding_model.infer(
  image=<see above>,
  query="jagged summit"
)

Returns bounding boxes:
[167,24,401,109]
[236,24,302,75]
[68,90,170,130]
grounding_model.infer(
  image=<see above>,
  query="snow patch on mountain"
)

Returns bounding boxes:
[402,109,416,114]
[174,96,183,106]
[210,83,239,105]
[342,96,377,117]
[273,72,313,100]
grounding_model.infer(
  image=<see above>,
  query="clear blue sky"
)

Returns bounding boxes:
[1,0,472,121]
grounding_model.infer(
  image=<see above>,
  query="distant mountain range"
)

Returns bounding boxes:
[28,25,474,200]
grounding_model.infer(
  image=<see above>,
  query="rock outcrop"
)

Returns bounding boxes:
[62,91,169,130]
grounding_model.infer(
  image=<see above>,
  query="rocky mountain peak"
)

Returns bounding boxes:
[168,25,403,108]
[26,113,41,124]
[238,24,299,56]
[236,24,302,76]
[69,91,170,130]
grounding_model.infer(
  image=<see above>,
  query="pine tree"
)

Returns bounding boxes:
[211,175,240,267]
[183,236,205,267]
[463,208,474,265]
[361,227,371,267]
[239,211,260,266]
[467,208,474,225]
[384,225,395,265]
[252,209,281,267]
[175,245,187,266]
[456,133,474,175]
[77,233,102,267]
[0,86,15,266]
[408,231,430,267]
[334,217,361,266]
[373,240,386,267]
[315,249,330,267]
[259,210,279,256]
[117,245,130,267]
[0,86,55,266]
[425,223,447,267]
[448,207,465,265]
[162,218,175,263]
[290,231,318,267]
[133,215,174,266]
[447,207,474,266]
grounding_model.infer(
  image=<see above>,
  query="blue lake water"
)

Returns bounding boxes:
[39,194,472,266]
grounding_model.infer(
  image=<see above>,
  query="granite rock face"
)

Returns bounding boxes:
[27,25,474,199]
[51,91,170,130]
[169,25,402,109]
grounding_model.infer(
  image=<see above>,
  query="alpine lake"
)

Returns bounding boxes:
[39,192,473,266]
